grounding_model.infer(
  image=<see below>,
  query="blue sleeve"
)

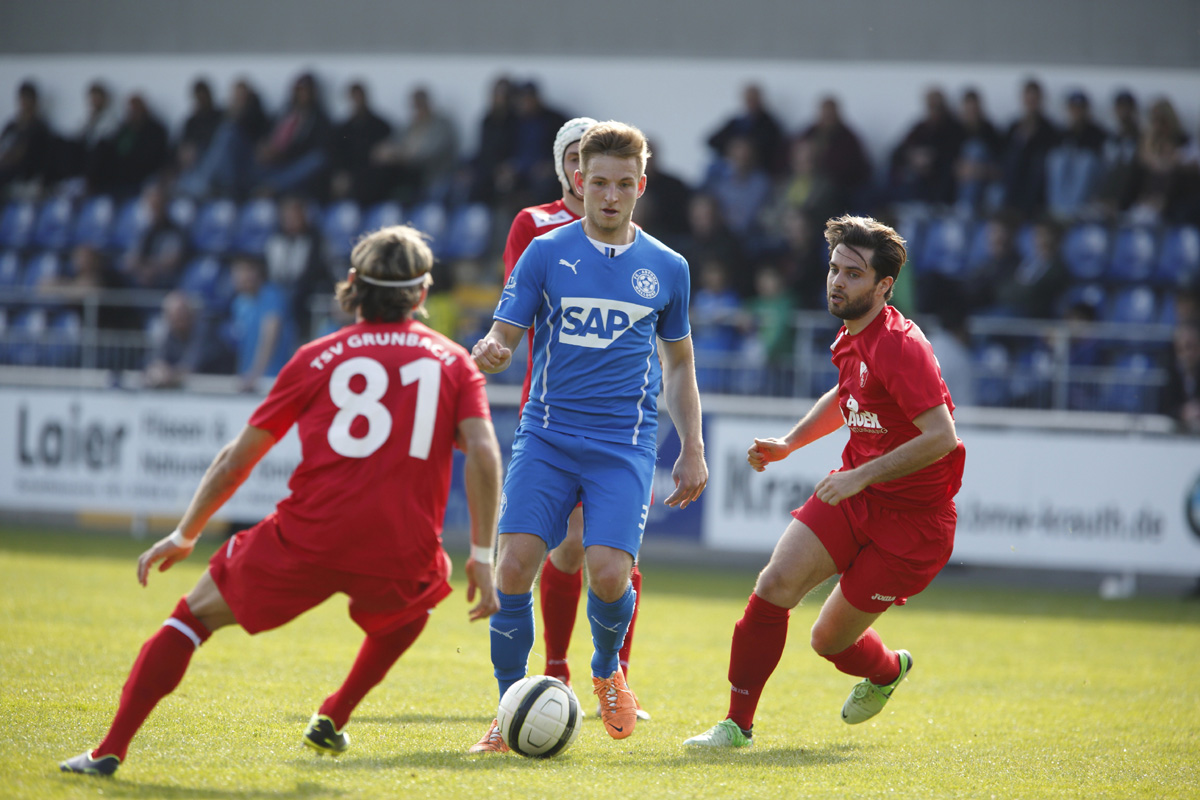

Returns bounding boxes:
[656,254,692,342]
[494,238,545,329]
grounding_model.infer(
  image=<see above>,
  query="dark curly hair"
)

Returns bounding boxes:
[823,214,908,301]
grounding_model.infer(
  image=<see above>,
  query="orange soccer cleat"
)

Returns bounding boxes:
[593,667,637,740]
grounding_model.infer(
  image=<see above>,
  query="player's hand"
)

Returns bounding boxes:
[814,469,867,507]
[471,338,512,374]
[465,556,499,621]
[136,534,195,587]
[748,437,790,472]
[665,446,708,509]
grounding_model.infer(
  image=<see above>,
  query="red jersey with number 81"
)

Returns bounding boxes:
[248,319,490,579]
[830,305,965,511]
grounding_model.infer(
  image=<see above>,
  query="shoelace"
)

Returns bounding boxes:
[596,680,619,711]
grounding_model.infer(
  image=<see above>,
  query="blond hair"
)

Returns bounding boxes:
[579,120,651,177]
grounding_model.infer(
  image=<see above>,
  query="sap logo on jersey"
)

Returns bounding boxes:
[559,297,652,349]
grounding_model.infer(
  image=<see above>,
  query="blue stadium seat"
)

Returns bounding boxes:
[441,203,492,261]
[1058,282,1107,316]
[43,310,82,366]
[407,202,448,253]
[31,197,74,251]
[1107,226,1156,284]
[170,196,197,229]
[1154,225,1200,287]
[23,251,66,289]
[0,200,37,250]
[917,217,972,276]
[178,256,233,311]
[972,342,1010,407]
[7,308,47,365]
[1103,350,1160,414]
[1105,286,1159,326]
[233,198,278,255]
[361,201,404,234]
[321,200,363,259]
[1061,223,1110,280]
[0,250,23,291]
[190,199,238,254]
[1009,345,1054,408]
[110,197,147,252]
[72,195,116,249]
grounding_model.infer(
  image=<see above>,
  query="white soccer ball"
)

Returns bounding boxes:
[497,675,582,758]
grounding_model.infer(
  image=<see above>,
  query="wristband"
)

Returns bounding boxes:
[470,543,493,564]
[168,529,197,548]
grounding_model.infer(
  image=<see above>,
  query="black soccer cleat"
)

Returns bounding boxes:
[303,713,350,755]
[59,751,120,776]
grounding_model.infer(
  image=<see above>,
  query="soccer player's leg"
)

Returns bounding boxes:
[540,504,585,686]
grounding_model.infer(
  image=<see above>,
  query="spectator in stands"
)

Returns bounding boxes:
[960,214,1023,314]
[101,94,170,197]
[264,196,330,339]
[0,81,55,195]
[759,206,827,309]
[143,291,215,388]
[677,193,746,296]
[68,81,122,189]
[124,182,188,289]
[888,87,964,207]
[175,78,223,175]
[178,78,271,199]
[706,83,787,178]
[1097,89,1141,216]
[703,135,772,240]
[690,258,746,392]
[993,218,1071,319]
[1129,98,1193,225]
[743,265,794,369]
[632,137,692,244]
[466,75,517,204]
[228,254,295,392]
[329,81,392,206]
[999,79,1060,217]
[1164,321,1200,433]
[38,244,143,332]
[954,88,1003,216]
[775,136,843,229]
[252,72,332,199]
[795,96,872,216]
[369,86,459,204]
[1045,90,1107,221]
[496,81,567,208]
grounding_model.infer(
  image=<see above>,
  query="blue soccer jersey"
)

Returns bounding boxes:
[494,221,691,446]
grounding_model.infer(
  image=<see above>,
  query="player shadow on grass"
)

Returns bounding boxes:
[87,779,344,799]
[287,712,483,726]
[672,740,864,767]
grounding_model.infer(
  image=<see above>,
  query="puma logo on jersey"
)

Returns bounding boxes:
[559,297,652,349]
[558,258,580,274]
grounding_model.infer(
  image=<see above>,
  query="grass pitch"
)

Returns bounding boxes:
[2,525,1198,800]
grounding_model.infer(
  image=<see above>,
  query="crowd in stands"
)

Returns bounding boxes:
[0,71,1198,429]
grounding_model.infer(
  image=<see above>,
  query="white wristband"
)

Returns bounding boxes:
[168,529,197,548]
[470,544,493,564]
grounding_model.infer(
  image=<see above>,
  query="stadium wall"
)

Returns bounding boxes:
[3,385,1198,576]
[1,53,1197,185]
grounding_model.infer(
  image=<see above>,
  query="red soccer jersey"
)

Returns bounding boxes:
[829,305,965,510]
[248,318,491,580]
[502,199,581,408]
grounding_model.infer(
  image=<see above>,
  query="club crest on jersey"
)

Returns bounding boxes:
[559,297,652,349]
[859,362,869,387]
[631,268,660,299]
[844,394,886,433]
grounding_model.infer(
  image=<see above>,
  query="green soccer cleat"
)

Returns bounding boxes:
[303,713,350,755]
[59,751,120,776]
[841,649,914,724]
[683,718,753,748]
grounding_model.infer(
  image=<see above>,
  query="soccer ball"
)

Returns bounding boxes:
[497,675,581,758]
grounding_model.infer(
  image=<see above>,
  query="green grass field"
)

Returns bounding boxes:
[2,526,1198,800]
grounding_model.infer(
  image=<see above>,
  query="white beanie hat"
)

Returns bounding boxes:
[553,116,598,194]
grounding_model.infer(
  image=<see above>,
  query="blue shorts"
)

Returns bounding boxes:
[499,424,655,558]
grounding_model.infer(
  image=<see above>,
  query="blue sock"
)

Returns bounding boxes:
[491,590,534,703]
[588,585,636,679]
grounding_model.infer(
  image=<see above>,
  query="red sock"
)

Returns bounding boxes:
[318,614,428,730]
[95,598,211,761]
[726,593,790,731]
[539,556,582,683]
[618,563,642,678]
[822,628,899,685]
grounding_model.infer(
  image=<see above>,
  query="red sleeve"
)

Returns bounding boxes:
[502,212,535,281]
[248,348,320,439]
[875,331,953,422]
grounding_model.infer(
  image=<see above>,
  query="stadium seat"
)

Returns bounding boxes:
[361,201,404,234]
[441,203,492,261]
[7,307,47,365]
[71,195,116,249]
[1105,286,1159,326]
[43,310,82,367]
[321,200,363,259]
[0,250,23,291]
[407,202,448,253]
[23,251,66,289]
[31,197,74,251]
[1107,227,1156,284]
[917,217,972,276]
[1102,350,1160,414]
[233,198,278,255]
[0,200,37,250]
[1154,225,1200,287]
[178,255,233,311]
[1009,345,1054,409]
[190,199,238,254]
[170,196,197,229]
[1058,282,1107,316]
[1060,223,1110,280]
[110,197,148,252]
[972,342,1011,407]
[1015,223,1036,261]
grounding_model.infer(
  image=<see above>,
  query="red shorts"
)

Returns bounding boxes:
[792,492,956,614]
[208,515,453,636]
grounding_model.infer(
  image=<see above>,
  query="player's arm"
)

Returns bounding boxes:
[471,320,525,374]
[457,415,502,621]
[815,403,958,506]
[659,335,708,509]
[136,425,277,586]
[748,386,845,472]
